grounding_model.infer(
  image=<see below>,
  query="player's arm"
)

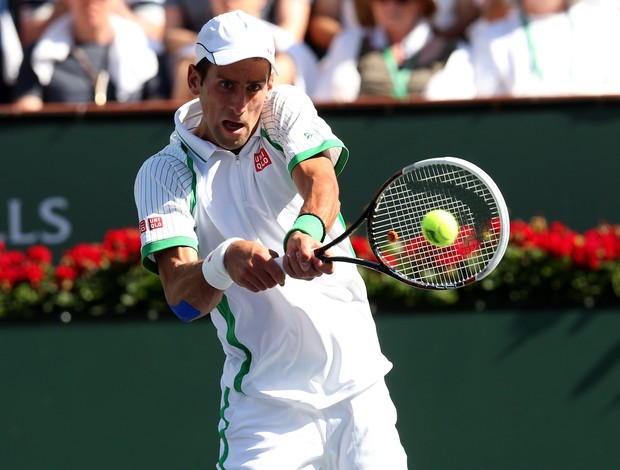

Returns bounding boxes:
[157,241,286,322]
[283,153,339,278]
[155,246,222,322]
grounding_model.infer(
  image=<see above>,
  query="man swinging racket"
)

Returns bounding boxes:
[134,10,407,469]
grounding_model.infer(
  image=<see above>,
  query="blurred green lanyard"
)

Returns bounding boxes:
[520,8,574,80]
[383,47,411,99]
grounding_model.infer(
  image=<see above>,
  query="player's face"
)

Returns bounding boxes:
[189,59,273,151]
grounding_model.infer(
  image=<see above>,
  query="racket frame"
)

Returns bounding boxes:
[316,157,510,290]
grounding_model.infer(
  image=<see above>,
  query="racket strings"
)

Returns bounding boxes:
[369,164,503,288]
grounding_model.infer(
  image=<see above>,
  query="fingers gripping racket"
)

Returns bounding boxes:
[314,157,509,290]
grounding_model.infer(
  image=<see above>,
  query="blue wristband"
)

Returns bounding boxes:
[170,300,202,323]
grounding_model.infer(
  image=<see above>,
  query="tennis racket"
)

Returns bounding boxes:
[297,156,509,290]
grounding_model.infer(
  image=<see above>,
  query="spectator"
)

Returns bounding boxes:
[261,0,312,42]
[307,0,374,57]
[313,0,458,102]
[19,0,169,95]
[427,0,620,99]
[115,0,166,53]
[20,0,165,48]
[163,0,213,100]
[164,0,313,99]
[168,0,319,101]
[478,0,511,21]
[163,0,214,100]
[1,0,23,103]
[118,0,169,95]
[432,0,480,39]
[12,0,162,111]
[19,0,67,47]
[424,0,511,100]
[308,0,481,62]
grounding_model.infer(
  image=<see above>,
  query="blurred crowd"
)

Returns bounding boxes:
[1,0,620,110]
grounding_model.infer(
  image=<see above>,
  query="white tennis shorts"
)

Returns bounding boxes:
[216,378,408,469]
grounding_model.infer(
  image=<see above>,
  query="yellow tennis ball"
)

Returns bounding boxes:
[421,209,459,247]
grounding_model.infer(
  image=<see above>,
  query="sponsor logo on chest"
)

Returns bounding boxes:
[254,148,272,172]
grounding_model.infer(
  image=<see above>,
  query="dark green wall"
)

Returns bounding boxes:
[1,98,620,258]
[329,100,620,233]
[2,309,620,469]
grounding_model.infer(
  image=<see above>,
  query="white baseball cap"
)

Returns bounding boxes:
[195,10,278,74]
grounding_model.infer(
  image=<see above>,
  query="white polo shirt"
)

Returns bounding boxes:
[134,85,392,409]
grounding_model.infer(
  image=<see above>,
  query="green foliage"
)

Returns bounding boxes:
[1,219,619,323]
[353,216,620,311]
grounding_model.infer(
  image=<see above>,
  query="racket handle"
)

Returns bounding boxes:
[274,250,327,268]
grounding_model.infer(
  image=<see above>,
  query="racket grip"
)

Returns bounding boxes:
[274,251,329,269]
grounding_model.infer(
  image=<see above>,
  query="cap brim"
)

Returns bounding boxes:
[211,49,279,76]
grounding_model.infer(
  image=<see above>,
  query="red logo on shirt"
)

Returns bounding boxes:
[139,220,147,233]
[254,148,272,172]
[148,217,164,230]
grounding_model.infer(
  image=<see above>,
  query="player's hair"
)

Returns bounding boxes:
[195,58,212,84]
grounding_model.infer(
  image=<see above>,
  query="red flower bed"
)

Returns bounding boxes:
[509,217,620,270]
[0,228,163,322]
[348,217,620,311]
[0,219,618,321]
[352,217,620,269]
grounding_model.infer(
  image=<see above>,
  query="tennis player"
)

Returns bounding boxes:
[134,10,407,469]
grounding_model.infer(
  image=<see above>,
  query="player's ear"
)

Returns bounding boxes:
[187,64,201,95]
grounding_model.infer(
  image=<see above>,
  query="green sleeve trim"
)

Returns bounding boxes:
[288,139,349,176]
[141,236,199,274]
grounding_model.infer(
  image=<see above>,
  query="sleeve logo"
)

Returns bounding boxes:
[139,220,147,233]
[148,216,164,230]
[254,148,272,172]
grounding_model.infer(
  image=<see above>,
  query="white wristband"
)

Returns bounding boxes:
[202,238,243,290]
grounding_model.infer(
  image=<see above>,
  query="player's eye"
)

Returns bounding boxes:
[219,80,234,90]
[248,83,263,92]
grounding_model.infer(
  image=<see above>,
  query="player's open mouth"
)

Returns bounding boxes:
[222,120,244,133]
